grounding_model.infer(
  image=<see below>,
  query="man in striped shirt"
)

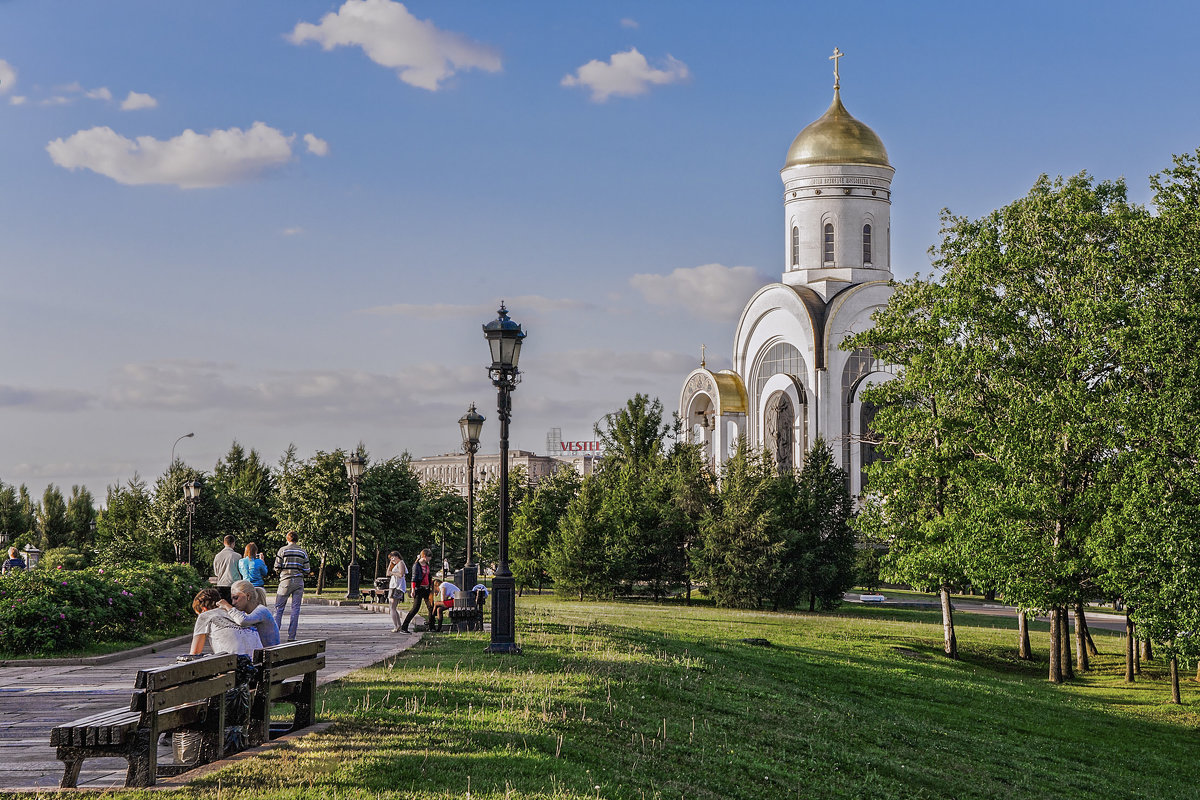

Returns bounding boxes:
[273,532,311,642]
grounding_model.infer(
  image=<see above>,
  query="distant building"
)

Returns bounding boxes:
[412,450,568,496]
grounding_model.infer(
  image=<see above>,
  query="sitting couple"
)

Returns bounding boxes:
[189,580,281,656]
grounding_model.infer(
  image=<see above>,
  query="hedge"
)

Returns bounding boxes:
[0,562,204,657]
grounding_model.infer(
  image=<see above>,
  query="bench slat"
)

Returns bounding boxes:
[265,655,324,685]
[135,653,237,690]
[255,639,324,666]
[137,673,235,712]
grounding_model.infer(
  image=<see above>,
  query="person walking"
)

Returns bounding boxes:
[238,542,269,587]
[273,532,311,642]
[386,551,408,633]
[212,535,240,603]
[399,549,435,634]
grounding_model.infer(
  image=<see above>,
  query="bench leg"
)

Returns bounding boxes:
[293,671,318,730]
[249,685,269,747]
[125,728,156,788]
[57,752,83,789]
[199,694,227,763]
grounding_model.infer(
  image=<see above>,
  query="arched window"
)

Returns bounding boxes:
[823,223,835,263]
[862,224,872,265]
[791,226,799,267]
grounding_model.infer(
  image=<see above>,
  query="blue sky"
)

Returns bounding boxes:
[2,1,1199,498]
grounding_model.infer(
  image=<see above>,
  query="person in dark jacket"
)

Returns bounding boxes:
[399,549,436,633]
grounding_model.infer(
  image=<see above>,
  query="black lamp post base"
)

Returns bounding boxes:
[345,562,361,600]
[486,573,520,654]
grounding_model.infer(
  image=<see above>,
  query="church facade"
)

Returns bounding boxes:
[679,65,896,495]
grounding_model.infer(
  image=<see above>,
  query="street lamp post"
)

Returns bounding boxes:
[344,454,366,600]
[183,480,201,567]
[482,303,526,654]
[171,432,195,466]
[459,402,485,591]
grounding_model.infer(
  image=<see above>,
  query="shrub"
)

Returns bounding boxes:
[39,547,89,571]
[0,561,203,656]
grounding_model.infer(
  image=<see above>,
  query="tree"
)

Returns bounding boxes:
[792,439,856,611]
[416,480,466,575]
[95,476,154,564]
[359,455,429,574]
[209,441,276,542]
[37,485,70,549]
[695,441,784,609]
[476,465,529,571]
[549,475,617,600]
[849,173,1142,671]
[64,485,97,550]
[511,467,580,594]
[273,447,353,592]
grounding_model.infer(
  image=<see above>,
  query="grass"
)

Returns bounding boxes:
[67,598,1200,800]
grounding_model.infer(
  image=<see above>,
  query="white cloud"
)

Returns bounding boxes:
[86,86,112,101]
[303,133,329,156]
[46,122,302,188]
[561,47,689,102]
[9,95,25,106]
[287,0,502,91]
[106,360,480,420]
[0,384,93,412]
[630,263,769,320]
[0,59,15,94]
[282,226,305,236]
[620,18,639,29]
[359,295,593,318]
[121,91,158,110]
[40,95,71,106]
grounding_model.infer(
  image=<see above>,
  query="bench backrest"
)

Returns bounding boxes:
[254,639,325,684]
[130,653,237,715]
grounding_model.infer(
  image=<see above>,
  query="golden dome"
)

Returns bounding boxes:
[784,89,889,168]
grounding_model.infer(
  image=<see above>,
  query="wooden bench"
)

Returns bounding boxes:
[249,639,326,746]
[51,653,236,788]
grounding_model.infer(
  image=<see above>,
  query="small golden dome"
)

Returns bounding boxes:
[784,89,889,168]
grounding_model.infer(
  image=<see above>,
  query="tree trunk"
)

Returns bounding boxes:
[1170,654,1182,704]
[1048,608,1063,683]
[1135,632,1142,674]
[1058,608,1074,681]
[1195,661,1200,683]
[317,552,327,593]
[1081,613,1099,656]
[1073,602,1090,672]
[1142,637,1154,662]
[1125,613,1136,681]
[940,585,958,659]
[1018,609,1032,660]
[984,588,996,602]
[809,594,816,612]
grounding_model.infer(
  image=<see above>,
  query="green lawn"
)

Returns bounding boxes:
[157,598,1200,799]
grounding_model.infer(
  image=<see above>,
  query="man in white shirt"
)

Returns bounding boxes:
[212,535,240,603]
[431,579,460,631]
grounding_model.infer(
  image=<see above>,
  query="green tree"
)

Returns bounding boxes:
[512,467,581,594]
[209,441,276,542]
[95,476,154,565]
[476,465,529,571]
[64,485,97,550]
[37,485,70,549]
[549,474,617,600]
[783,439,856,612]
[273,447,352,591]
[695,441,784,609]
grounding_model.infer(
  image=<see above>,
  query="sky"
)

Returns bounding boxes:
[3,0,1200,500]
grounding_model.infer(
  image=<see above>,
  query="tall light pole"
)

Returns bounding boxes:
[183,480,201,567]
[482,303,525,654]
[459,402,485,591]
[344,454,366,600]
[171,432,195,466]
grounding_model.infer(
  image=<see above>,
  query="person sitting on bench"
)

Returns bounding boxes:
[431,579,460,631]
[190,588,263,656]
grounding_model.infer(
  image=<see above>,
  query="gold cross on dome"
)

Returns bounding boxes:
[830,47,844,89]
[701,343,707,369]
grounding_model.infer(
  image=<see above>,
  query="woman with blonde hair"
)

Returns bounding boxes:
[217,579,280,647]
[386,551,408,633]
[189,588,262,655]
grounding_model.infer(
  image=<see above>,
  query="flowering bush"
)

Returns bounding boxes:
[0,562,203,657]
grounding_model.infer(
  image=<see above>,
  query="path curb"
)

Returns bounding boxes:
[0,634,193,667]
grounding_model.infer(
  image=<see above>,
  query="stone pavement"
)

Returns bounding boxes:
[0,601,425,791]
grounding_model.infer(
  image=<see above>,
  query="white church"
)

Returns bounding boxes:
[679,52,895,496]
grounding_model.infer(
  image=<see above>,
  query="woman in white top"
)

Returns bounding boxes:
[189,588,262,656]
[218,579,280,647]
[386,550,408,633]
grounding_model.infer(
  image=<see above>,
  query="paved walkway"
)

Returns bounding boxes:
[0,602,424,791]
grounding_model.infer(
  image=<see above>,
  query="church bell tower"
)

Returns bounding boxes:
[780,48,895,301]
